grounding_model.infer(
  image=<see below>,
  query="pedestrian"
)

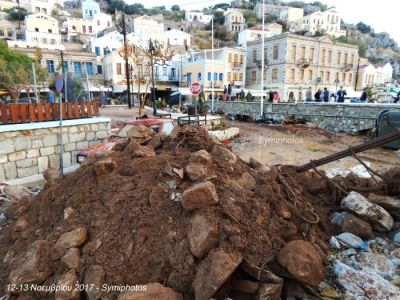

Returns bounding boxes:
[360,88,367,102]
[305,86,312,102]
[323,87,329,102]
[330,93,336,102]
[268,91,274,102]
[314,89,322,102]
[228,84,232,101]
[273,91,280,103]
[223,86,227,101]
[395,90,400,103]
[48,90,55,104]
[337,86,347,103]
[240,89,245,100]
[100,93,106,107]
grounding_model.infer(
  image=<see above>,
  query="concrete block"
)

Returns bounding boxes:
[54,146,61,154]
[3,162,17,180]
[78,125,91,132]
[1,131,18,138]
[8,151,26,162]
[0,140,14,155]
[0,155,8,164]
[98,123,110,131]
[43,135,59,147]
[76,141,89,150]
[68,126,79,133]
[17,166,38,178]
[31,139,44,149]
[34,128,51,136]
[0,164,5,182]
[64,143,76,152]
[16,158,37,168]
[63,152,71,168]
[14,136,31,151]
[96,131,108,139]
[90,124,99,131]
[71,151,78,164]
[40,147,55,156]
[26,149,40,158]
[49,154,60,169]
[69,132,86,143]
[86,132,95,140]
[38,156,49,173]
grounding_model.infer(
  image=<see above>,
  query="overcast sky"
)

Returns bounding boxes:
[126,0,400,44]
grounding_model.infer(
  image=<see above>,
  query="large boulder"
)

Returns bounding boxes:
[181,181,219,210]
[368,194,400,212]
[118,283,183,300]
[211,145,237,165]
[341,191,393,232]
[185,150,212,181]
[193,249,243,300]
[277,240,325,286]
[55,270,80,300]
[83,265,105,300]
[257,283,283,300]
[353,252,397,279]
[61,248,80,269]
[93,158,116,176]
[53,227,88,258]
[188,210,219,258]
[330,211,374,240]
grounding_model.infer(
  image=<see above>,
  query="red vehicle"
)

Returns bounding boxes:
[77,118,176,163]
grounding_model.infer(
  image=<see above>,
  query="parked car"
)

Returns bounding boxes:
[17,97,37,104]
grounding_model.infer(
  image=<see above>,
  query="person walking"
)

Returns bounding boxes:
[305,87,312,102]
[360,88,367,102]
[330,93,336,102]
[323,87,329,102]
[273,91,280,103]
[314,89,322,102]
[337,86,347,103]
[223,86,227,101]
[227,84,232,101]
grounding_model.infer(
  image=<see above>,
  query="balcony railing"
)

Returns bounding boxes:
[343,63,354,71]
[232,62,244,68]
[297,58,312,68]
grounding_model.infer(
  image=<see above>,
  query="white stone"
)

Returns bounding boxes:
[90,124,99,131]
[31,139,43,149]
[3,162,17,180]
[17,166,38,178]
[8,151,26,162]
[64,143,76,152]
[49,154,60,168]
[76,141,89,150]
[0,165,5,181]
[63,153,71,168]
[69,132,86,143]
[26,149,40,158]
[14,136,30,151]
[353,252,397,279]
[43,135,59,147]
[16,158,37,168]
[0,155,8,164]
[96,131,108,139]
[68,126,79,133]
[341,191,393,232]
[0,140,15,155]
[40,147,55,156]
[38,157,49,173]
[86,132,95,140]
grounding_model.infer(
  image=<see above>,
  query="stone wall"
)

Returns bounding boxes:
[207,101,400,132]
[0,118,111,181]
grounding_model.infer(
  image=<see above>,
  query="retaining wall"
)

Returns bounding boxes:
[0,117,111,181]
[207,101,400,132]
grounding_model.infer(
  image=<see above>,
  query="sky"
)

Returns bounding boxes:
[126,0,400,44]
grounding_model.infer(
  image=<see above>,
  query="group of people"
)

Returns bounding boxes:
[305,86,347,103]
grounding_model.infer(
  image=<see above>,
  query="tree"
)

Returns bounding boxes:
[171,5,180,12]
[243,10,257,28]
[49,73,84,101]
[6,7,28,22]
[125,3,144,15]
[356,22,374,34]
[336,36,367,58]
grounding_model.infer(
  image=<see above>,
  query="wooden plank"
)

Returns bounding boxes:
[53,103,58,120]
[0,104,8,124]
[45,103,52,120]
[80,102,86,117]
[67,102,73,119]
[93,101,99,116]
[28,104,36,122]
[37,103,44,122]
[74,102,79,118]
[20,104,28,123]
[62,102,67,119]
[87,102,92,117]
[10,104,19,123]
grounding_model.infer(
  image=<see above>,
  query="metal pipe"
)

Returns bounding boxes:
[260,0,265,117]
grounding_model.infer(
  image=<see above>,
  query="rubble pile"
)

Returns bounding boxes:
[1,125,400,299]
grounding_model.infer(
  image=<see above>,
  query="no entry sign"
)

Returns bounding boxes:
[190,82,202,95]
[55,77,64,94]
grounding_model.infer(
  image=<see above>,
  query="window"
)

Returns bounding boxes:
[344,53,348,64]
[227,72,231,81]
[95,47,100,56]
[219,73,223,81]
[116,63,122,75]
[337,52,341,65]
[308,69,313,81]
[103,48,110,55]
[47,60,55,73]
[187,73,192,83]
[35,27,39,32]
[214,72,218,81]
[97,20,100,26]
[198,72,202,81]
[107,21,111,27]
[72,25,76,30]
[233,72,238,81]
[86,62,94,76]
[252,49,257,63]
[0,29,3,36]
[239,73,243,81]
[233,54,238,64]
[291,45,296,60]
[272,68,278,80]
[88,26,93,33]
[162,67,167,76]
[308,48,314,60]
[63,61,69,72]
[321,49,326,64]
[300,69,304,81]
[348,73,353,84]
[48,29,52,33]
[74,62,82,76]
[42,38,47,43]
[342,72,346,83]
[328,51,332,64]
[228,53,232,63]
[326,71,330,82]
[82,25,86,33]
[35,7,40,12]
[251,71,256,81]
[273,45,279,60]
[320,71,324,83]
[351,54,355,64]
[239,55,244,65]
[289,68,295,81]
[50,39,55,44]
[207,72,211,81]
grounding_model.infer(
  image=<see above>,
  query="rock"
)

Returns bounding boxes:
[93,159,116,176]
[61,248,80,269]
[305,178,328,194]
[132,146,156,158]
[118,282,183,300]
[54,228,88,258]
[232,279,259,294]
[9,240,52,285]
[334,262,400,299]
[157,164,182,189]
[391,278,400,287]
[189,150,212,165]
[257,283,283,300]
[320,283,340,299]
[248,157,270,174]
[181,181,219,210]
[329,236,341,250]
[64,207,74,220]
[55,269,80,300]
[336,232,368,250]
[188,210,219,258]
[390,249,400,259]
[236,172,257,191]
[3,184,31,201]
[330,211,374,240]
[83,265,105,300]
[368,194,400,212]
[14,215,29,232]
[277,240,325,286]
[193,249,243,300]
[126,125,154,139]
[354,252,396,279]
[211,145,237,165]
[149,186,167,210]
[392,231,400,243]
[185,164,208,181]
[341,191,393,232]
[146,135,163,150]
[339,248,357,257]
[82,239,102,256]
[43,167,62,185]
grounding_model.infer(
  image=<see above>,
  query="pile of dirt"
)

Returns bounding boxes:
[1,125,397,299]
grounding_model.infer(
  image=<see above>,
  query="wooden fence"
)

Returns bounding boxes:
[0,102,99,125]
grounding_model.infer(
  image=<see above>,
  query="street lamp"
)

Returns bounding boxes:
[149,38,157,116]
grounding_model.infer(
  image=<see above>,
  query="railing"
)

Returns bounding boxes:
[0,101,99,125]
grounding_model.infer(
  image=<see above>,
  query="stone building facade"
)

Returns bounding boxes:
[246,33,359,101]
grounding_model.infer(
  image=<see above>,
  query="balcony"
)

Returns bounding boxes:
[207,81,223,88]
[232,62,244,69]
[343,63,354,71]
[254,58,269,68]
[230,80,244,87]
[297,58,312,68]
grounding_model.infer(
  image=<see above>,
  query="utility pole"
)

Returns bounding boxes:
[121,10,132,109]
[149,39,157,116]
[59,50,65,174]
[260,0,265,117]
[354,58,360,91]
[211,15,214,113]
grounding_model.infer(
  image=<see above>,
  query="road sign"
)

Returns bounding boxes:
[55,77,64,94]
[190,82,202,95]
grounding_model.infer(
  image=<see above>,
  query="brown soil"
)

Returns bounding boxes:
[1,125,399,299]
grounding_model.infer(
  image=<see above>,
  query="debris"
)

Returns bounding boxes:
[3,185,32,201]
[61,248,80,269]
[118,282,183,300]
[330,211,374,240]
[353,252,396,279]
[43,167,62,185]
[180,181,219,210]
[248,157,270,174]
[211,145,237,165]
[53,227,88,258]
[231,279,259,294]
[368,194,400,212]
[93,158,116,176]
[55,269,80,300]
[341,191,394,232]
[257,282,283,300]
[329,236,341,250]
[319,282,340,299]
[83,265,105,300]
[126,125,154,139]
[336,232,368,250]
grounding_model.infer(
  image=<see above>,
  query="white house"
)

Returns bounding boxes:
[224,8,246,33]
[66,12,112,39]
[27,0,63,15]
[185,11,212,24]
[238,23,282,47]
[90,31,123,57]
[82,0,100,19]
[165,29,191,47]
[133,16,164,44]
[301,6,346,38]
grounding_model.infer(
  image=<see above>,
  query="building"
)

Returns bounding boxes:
[301,6,346,38]
[356,62,393,90]
[254,4,303,29]
[246,33,359,101]
[185,11,212,24]
[182,47,246,96]
[374,63,393,85]
[66,13,112,39]
[165,29,191,47]
[90,31,123,58]
[0,0,19,11]
[224,9,246,33]
[8,13,64,50]
[279,6,304,25]
[27,0,63,15]
[0,11,22,40]
[238,23,282,47]
[133,16,164,44]
[82,0,100,19]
